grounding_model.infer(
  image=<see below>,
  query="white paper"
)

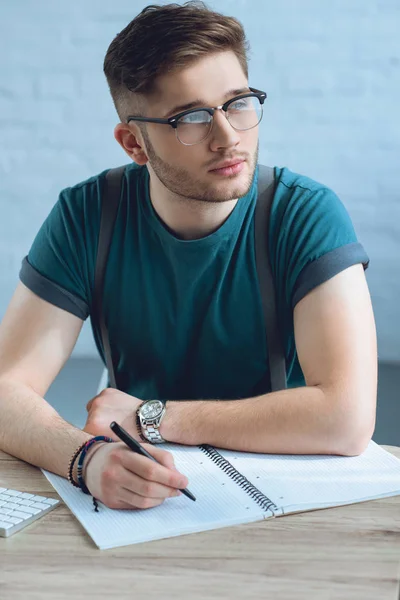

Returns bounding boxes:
[218,440,400,514]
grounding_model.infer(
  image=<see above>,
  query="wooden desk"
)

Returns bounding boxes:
[1,446,400,600]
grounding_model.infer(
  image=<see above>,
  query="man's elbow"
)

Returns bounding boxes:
[327,389,376,457]
[334,414,376,457]
[338,434,373,457]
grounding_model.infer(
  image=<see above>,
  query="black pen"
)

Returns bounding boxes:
[109,421,196,501]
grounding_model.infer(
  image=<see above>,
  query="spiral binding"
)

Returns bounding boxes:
[199,444,279,515]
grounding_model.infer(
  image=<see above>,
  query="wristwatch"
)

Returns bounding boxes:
[137,400,167,444]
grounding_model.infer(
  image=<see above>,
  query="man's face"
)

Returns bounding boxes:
[134,50,259,204]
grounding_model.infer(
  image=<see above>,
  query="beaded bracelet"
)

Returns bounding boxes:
[77,436,114,512]
[68,441,90,488]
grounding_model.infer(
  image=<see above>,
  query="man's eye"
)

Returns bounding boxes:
[230,99,249,110]
[179,110,210,124]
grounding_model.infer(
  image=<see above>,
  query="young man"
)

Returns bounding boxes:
[0,2,377,511]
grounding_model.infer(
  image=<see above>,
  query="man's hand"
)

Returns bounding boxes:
[83,441,188,510]
[84,388,143,441]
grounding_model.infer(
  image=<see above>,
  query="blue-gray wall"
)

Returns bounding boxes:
[1,0,399,359]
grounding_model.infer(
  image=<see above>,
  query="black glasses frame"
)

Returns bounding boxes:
[126,87,267,129]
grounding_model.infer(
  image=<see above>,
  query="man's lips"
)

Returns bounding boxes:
[209,159,245,171]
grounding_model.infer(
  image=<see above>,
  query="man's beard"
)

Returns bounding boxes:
[142,129,259,205]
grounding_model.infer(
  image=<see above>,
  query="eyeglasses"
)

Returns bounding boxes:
[126,87,266,146]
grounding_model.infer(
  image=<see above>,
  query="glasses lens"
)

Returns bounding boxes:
[227,96,262,130]
[176,96,262,145]
[176,110,212,145]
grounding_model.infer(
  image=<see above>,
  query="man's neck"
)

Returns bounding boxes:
[149,179,238,240]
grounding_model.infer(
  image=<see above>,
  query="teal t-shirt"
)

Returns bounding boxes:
[20,163,369,400]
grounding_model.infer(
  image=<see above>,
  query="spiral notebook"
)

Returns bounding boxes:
[42,440,400,550]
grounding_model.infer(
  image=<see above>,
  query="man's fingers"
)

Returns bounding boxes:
[140,444,180,472]
[117,469,181,500]
[114,490,165,510]
[121,447,189,489]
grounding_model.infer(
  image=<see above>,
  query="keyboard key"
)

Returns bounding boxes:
[29,507,41,515]
[0,520,13,530]
[3,516,23,525]
[21,506,41,515]
[31,496,50,503]
[11,510,30,520]
[0,494,10,501]
[5,490,22,497]
[42,498,58,506]
[13,505,35,515]
[31,502,50,510]
[0,508,13,516]
[4,502,20,511]
[18,493,34,499]
[13,497,36,506]
[19,500,34,507]
[0,488,6,493]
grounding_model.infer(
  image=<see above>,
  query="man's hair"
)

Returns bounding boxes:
[103,1,251,124]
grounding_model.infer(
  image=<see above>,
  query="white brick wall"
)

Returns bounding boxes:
[0,0,399,360]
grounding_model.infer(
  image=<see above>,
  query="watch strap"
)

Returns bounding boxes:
[142,426,165,444]
[137,401,167,444]
[135,406,148,443]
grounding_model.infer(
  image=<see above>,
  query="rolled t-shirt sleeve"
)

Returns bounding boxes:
[19,178,102,320]
[271,171,370,312]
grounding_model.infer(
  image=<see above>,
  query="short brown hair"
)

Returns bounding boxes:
[103,1,251,123]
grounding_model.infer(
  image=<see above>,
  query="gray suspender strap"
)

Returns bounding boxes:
[94,163,287,394]
[92,166,126,389]
[255,165,287,392]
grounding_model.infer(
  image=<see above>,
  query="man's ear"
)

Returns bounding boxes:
[114,123,148,165]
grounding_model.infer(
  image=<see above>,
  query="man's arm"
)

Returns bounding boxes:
[0,283,190,509]
[161,264,377,456]
[0,282,93,476]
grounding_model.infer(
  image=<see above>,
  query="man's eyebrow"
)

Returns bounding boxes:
[163,87,251,118]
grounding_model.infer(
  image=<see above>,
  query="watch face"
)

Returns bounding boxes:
[142,400,163,419]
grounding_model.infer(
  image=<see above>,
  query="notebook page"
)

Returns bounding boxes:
[42,443,267,549]
[217,441,400,514]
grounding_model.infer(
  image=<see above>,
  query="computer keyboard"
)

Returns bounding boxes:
[0,487,60,538]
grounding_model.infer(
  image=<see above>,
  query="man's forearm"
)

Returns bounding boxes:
[161,385,367,456]
[0,377,92,478]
